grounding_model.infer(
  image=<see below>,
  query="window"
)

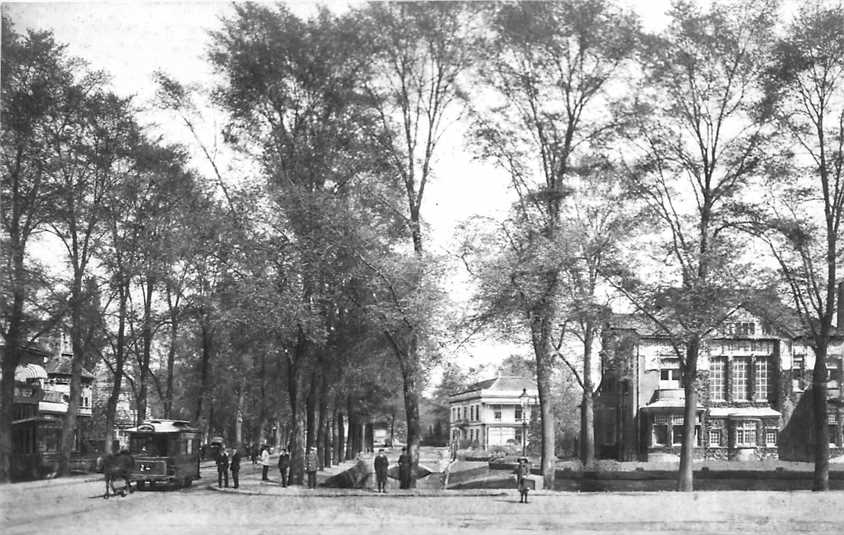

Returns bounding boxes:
[735,421,757,447]
[672,424,685,446]
[515,406,523,421]
[754,358,772,400]
[708,429,721,447]
[710,358,726,401]
[765,429,778,447]
[493,405,502,421]
[659,358,681,388]
[515,428,523,444]
[732,358,750,400]
[652,415,669,446]
[793,354,806,391]
[829,414,839,446]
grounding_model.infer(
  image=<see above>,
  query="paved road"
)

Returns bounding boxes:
[2,462,843,534]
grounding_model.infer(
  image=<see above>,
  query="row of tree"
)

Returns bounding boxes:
[3,0,844,493]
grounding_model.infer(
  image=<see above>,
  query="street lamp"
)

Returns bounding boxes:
[519,388,529,456]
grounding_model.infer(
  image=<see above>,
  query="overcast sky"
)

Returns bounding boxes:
[4,0,675,375]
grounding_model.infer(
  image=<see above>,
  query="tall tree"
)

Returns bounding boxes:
[620,0,776,491]
[46,83,138,475]
[467,0,638,487]
[357,0,476,483]
[754,2,844,491]
[0,18,68,482]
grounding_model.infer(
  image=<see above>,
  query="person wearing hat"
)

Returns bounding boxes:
[277,447,291,487]
[229,446,241,489]
[216,446,230,488]
[514,457,531,503]
[397,447,412,489]
[374,448,389,493]
[305,446,319,489]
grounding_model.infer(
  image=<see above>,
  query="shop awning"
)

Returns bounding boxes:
[14,364,48,382]
[708,407,781,418]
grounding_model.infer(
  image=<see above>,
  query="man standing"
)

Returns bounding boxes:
[216,447,229,488]
[514,457,531,504]
[374,448,389,493]
[230,446,241,489]
[260,445,271,481]
[305,446,319,489]
[277,447,290,487]
[398,447,412,489]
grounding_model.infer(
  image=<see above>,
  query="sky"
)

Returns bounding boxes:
[3,0,676,376]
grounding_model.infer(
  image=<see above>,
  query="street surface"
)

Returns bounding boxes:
[2,460,844,534]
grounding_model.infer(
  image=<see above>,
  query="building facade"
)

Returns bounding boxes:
[4,343,95,480]
[595,308,844,462]
[448,375,538,450]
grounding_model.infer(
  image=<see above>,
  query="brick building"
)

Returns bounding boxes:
[595,306,844,462]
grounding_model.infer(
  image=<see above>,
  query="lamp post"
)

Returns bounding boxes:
[519,388,529,457]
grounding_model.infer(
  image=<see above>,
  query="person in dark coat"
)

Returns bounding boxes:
[397,447,412,489]
[374,448,389,493]
[250,443,258,465]
[277,448,290,487]
[229,447,241,489]
[216,448,229,488]
[513,457,531,503]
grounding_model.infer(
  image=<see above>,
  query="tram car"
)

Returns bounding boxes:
[127,419,201,489]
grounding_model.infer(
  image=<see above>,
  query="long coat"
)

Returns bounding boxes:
[230,450,241,472]
[278,452,290,470]
[374,454,389,478]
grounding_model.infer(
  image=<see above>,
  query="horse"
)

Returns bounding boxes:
[103,450,135,499]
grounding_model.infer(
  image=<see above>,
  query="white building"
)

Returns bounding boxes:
[448,375,538,450]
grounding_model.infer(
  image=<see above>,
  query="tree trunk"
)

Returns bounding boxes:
[234,377,245,446]
[812,342,830,491]
[396,335,422,487]
[103,281,129,455]
[530,308,557,489]
[136,277,154,426]
[678,338,700,492]
[317,377,329,469]
[163,286,180,418]
[194,317,212,424]
[59,279,84,476]
[287,330,306,485]
[580,322,596,467]
[336,410,345,464]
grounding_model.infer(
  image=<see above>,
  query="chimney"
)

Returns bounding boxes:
[838,282,844,334]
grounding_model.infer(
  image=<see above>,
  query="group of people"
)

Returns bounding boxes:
[373,446,413,492]
[215,444,320,489]
[215,444,530,501]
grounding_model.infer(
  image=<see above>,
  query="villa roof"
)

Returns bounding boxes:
[450,375,536,398]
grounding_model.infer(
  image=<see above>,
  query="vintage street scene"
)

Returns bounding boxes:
[2,0,844,533]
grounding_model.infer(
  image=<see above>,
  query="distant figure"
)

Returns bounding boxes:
[305,446,319,489]
[230,447,241,489]
[251,443,258,465]
[514,457,531,504]
[398,447,412,489]
[374,448,389,493]
[260,445,271,481]
[216,447,229,488]
[102,450,134,499]
[278,448,290,487]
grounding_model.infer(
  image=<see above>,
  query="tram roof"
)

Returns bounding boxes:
[127,419,199,434]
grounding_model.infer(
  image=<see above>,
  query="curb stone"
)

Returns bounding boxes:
[206,484,511,498]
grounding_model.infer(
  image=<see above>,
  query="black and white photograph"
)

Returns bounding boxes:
[1,1,843,533]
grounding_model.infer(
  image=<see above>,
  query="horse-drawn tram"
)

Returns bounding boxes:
[127,419,201,489]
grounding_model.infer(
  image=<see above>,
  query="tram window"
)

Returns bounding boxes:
[130,435,167,456]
